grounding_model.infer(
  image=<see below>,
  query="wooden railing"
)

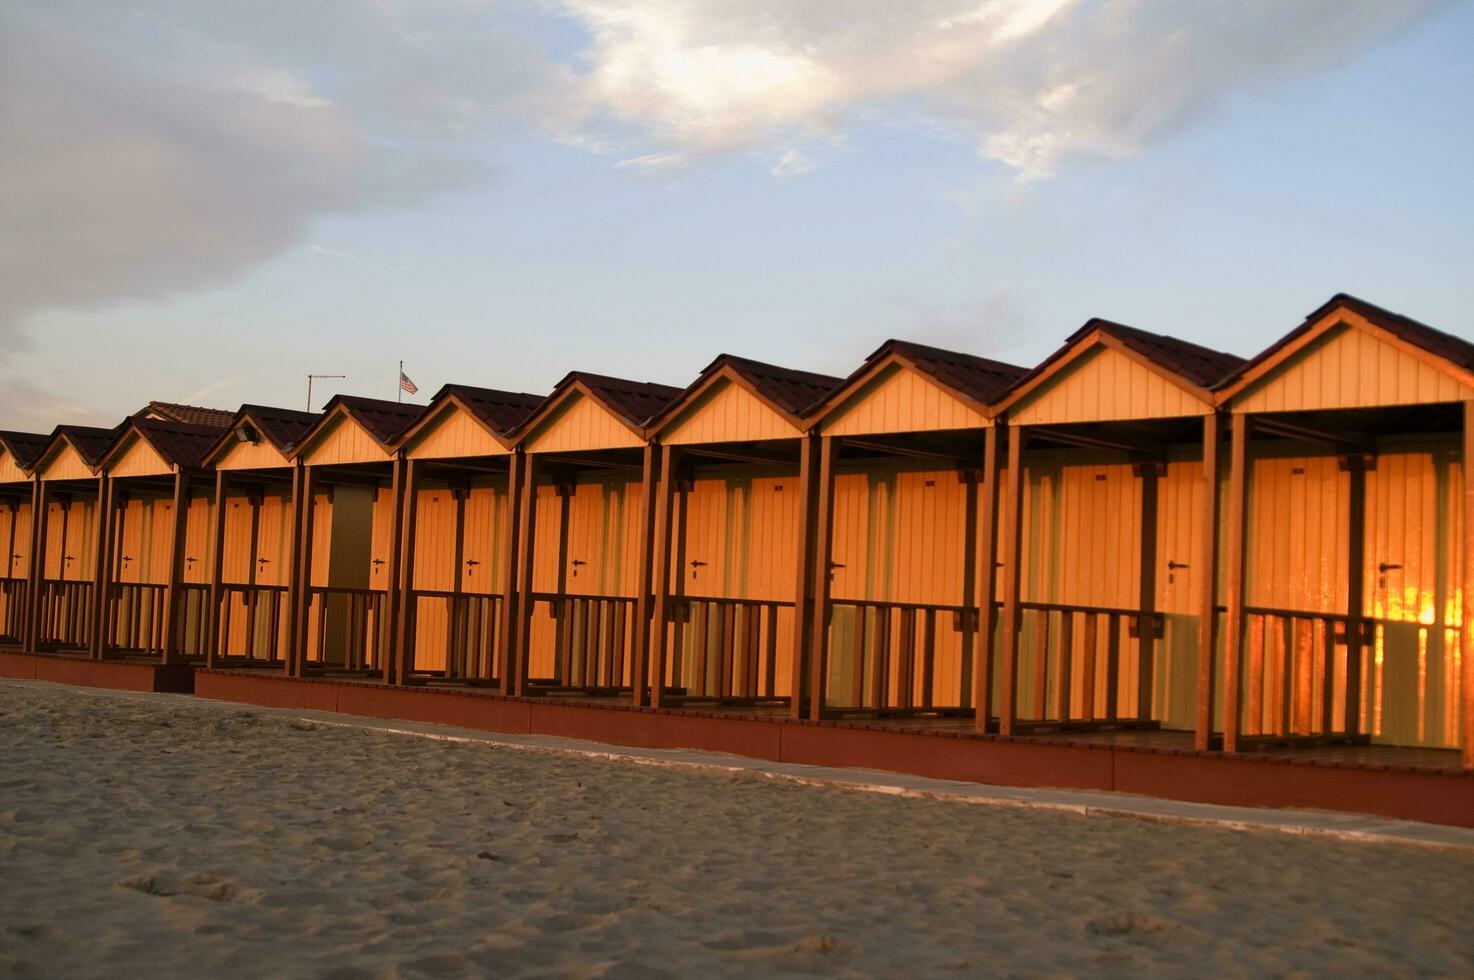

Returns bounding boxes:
[1238,605,1363,742]
[217,584,289,663]
[665,597,791,702]
[824,599,976,714]
[37,579,92,651]
[101,582,211,658]
[305,586,389,671]
[1013,601,1160,728]
[406,590,504,682]
[0,577,27,645]
[527,593,637,690]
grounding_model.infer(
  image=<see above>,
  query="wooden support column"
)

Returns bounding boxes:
[509,453,542,695]
[1136,462,1161,722]
[1221,413,1250,754]
[1344,453,1367,739]
[1194,413,1223,750]
[1464,401,1474,768]
[87,475,113,660]
[789,434,821,720]
[630,443,662,707]
[647,445,679,708]
[24,479,48,652]
[206,469,228,668]
[495,452,525,694]
[386,457,414,685]
[998,426,1027,735]
[973,424,1002,732]
[806,436,838,721]
[289,464,317,677]
[160,469,191,664]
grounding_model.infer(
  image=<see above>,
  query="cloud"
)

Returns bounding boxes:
[557,0,1443,177]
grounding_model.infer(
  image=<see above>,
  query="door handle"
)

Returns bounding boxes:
[1167,560,1189,570]
[1377,562,1402,573]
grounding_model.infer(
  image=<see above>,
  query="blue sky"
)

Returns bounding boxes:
[1,0,1470,427]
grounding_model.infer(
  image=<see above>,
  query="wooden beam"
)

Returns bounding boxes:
[1464,402,1474,768]
[1252,416,1372,453]
[495,451,525,695]
[806,436,838,721]
[509,454,542,695]
[630,443,661,706]
[389,462,418,683]
[206,469,228,668]
[789,434,820,720]
[842,437,976,465]
[998,427,1027,735]
[1025,427,1162,458]
[1194,413,1222,751]
[973,424,1002,732]
[289,464,317,677]
[160,469,190,664]
[1221,413,1250,753]
[682,444,796,467]
[1345,454,1367,739]
[1137,460,1160,721]
[87,475,113,660]
[647,445,679,708]
[24,479,47,652]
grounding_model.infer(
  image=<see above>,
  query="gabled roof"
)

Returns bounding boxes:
[34,424,120,476]
[0,431,50,471]
[102,418,225,472]
[647,354,840,435]
[237,404,321,452]
[992,318,1245,414]
[293,395,427,458]
[138,400,236,429]
[1216,293,1474,399]
[807,339,1028,426]
[512,372,683,444]
[430,384,545,436]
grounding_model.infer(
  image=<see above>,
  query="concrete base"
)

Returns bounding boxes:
[196,669,1474,829]
[0,650,195,694]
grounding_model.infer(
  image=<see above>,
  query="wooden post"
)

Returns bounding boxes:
[24,479,46,652]
[1194,413,1222,751]
[496,452,525,694]
[290,464,317,677]
[998,426,1027,735]
[206,469,228,668]
[1221,413,1250,753]
[1344,453,1367,739]
[386,458,413,684]
[87,475,113,659]
[647,445,679,708]
[1463,401,1474,768]
[630,443,661,706]
[806,436,838,721]
[1136,462,1161,721]
[160,469,191,664]
[789,434,820,720]
[509,453,542,695]
[973,424,1002,732]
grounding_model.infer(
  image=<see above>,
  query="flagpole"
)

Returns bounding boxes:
[398,360,403,403]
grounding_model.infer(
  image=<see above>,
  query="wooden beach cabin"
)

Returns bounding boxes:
[24,425,119,654]
[1214,294,1474,766]
[199,405,321,669]
[505,373,682,698]
[0,432,48,647]
[640,356,840,709]
[288,395,425,680]
[390,384,543,687]
[90,416,232,660]
[800,342,1027,720]
[988,322,1244,738]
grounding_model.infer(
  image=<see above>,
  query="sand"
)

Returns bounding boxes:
[1,681,1471,978]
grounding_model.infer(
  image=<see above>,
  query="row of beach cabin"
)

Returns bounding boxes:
[1,293,1471,766]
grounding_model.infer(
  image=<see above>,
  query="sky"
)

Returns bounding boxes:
[1,0,1471,429]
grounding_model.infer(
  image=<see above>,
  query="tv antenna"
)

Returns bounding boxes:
[306,374,347,411]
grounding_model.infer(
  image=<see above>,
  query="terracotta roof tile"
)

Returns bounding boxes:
[141,401,235,429]
[0,430,50,471]
[432,385,545,435]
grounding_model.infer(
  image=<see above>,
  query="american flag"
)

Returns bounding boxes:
[399,370,419,395]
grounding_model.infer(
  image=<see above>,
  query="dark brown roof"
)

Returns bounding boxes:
[325,395,427,446]
[720,356,842,417]
[127,419,227,470]
[1220,293,1474,390]
[52,425,120,468]
[1079,319,1245,389]
[0,430,50,470]
[432,385,545,435]
[562,372,684,429]
[140,401,235,429]
[854,340,1029,407]
[236,404,321,453]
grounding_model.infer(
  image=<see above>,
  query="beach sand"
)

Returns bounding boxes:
[1,680,1471,978]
